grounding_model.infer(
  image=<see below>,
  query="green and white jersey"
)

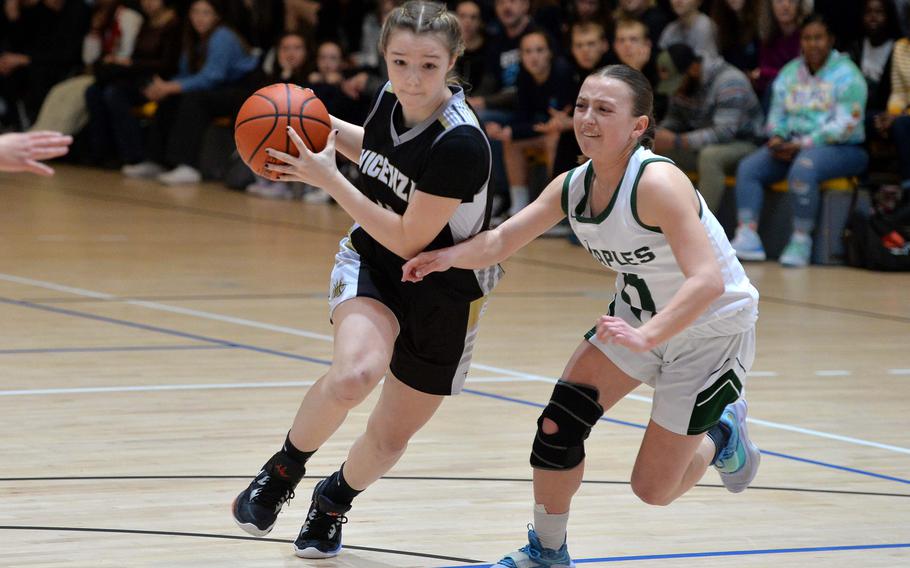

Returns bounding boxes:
[562,146,758,337]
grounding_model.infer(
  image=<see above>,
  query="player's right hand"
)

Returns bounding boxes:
[401,249,454,282]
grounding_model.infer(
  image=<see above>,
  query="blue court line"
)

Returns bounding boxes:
[0,345,233,355]
[2,296,907,486]
[0,297,331,367]
[461,388,910,485]
[759,449,910,485]
[435,542,910,567]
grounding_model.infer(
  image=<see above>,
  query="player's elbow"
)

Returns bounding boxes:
[701,271,725,301]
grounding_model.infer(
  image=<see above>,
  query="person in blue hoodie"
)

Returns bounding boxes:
[731,13,869,268]
[122,0,258,184]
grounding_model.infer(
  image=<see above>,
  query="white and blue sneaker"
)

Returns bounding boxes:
[730,225,766,262]
[492,526,575,568]
[714,398,761,493]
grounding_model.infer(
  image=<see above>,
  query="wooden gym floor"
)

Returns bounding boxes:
[0,166,907,567]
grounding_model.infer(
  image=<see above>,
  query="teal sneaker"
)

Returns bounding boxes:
[779,233,812,267]
[714,398,761,493]
[492,526,575,568]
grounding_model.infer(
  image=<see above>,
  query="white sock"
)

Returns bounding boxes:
[508,185,530,216]
[533,503,569,551]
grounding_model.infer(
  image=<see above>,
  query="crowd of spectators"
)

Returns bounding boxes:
[2,0,907,266]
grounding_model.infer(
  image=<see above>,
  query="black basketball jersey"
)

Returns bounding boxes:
[350,82,502,302]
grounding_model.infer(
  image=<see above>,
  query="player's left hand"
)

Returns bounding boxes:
[265,126,339,189]
[595,315,655,352]
[0,131,73,176]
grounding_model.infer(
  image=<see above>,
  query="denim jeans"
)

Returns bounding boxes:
[734,144,869,233]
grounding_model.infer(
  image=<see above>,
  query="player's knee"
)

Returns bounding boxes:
[370,428,411,457]
[530,381,604,470]
[630,477,674,506]
[325,366,381,406]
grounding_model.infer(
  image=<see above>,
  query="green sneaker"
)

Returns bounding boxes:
[779,233,812,267]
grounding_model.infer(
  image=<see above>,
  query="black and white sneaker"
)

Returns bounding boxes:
[232,451,304,536]
[293,479,351,558]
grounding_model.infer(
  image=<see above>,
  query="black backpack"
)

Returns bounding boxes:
[843,188,910,271]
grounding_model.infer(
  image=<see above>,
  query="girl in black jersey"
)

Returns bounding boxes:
[231,1,499,559]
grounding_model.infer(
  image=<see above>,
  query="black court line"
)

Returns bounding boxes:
[21,292,322,304]
[38,185,908,324]
[0,526,481,564]
[503,258,910,323]
[3,295,908,486]
[0,475,907,499]
[20,290,596,305]
[0,345,233,355]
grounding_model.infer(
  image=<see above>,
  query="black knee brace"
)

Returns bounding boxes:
[530,380,604,470]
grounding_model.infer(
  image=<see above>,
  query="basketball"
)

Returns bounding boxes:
[234,84,331,179]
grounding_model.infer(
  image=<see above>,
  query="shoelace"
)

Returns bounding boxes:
[716,413,738,466]
[303,508,348,536]
[252,475,296,509]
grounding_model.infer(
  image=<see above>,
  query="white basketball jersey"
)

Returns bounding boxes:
[563,146,758,336]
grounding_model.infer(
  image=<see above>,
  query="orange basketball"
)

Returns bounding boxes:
[234,84,331,179]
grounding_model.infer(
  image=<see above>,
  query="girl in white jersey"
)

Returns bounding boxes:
[403,65,761,568]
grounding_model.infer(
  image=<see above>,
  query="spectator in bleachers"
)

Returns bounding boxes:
[122,0,258,184]
[851,0,901,180]
[0,0,90,128]
[898,0,910,35]
[485,29,574,218]
[711,0,761,73]
[469,0,536,218]
[654,43,764,212]
[551,21,612,177]
[731,14,869,268]
[613,17,665,117]
[84,0,182,168]
[658,0,718,56]
[454,0,486,93]
[883,1,910,192]
[30,0,143,137]
[315,39,384,126]
[225,0,285,56]
[753,0,808,106]
[469,0,533,113]
[561,0,613,48]
[532,0,566,47]
[352,0,400,70]
[813,0,867,50]
[614,0,671,46]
